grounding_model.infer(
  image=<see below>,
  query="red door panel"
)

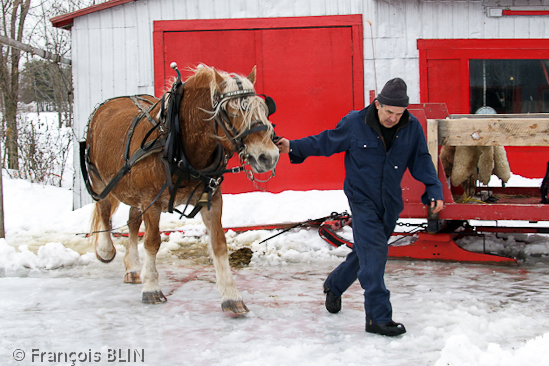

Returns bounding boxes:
[160,30,258,90]
[426,59,462,113]
[260,26,354,192]
[154,16,363,193]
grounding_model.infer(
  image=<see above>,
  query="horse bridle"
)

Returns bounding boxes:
[212,75,276,159]
[209,74,279,186]
[159,64,278,218]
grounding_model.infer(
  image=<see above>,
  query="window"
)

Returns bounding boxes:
[469,59,549,114]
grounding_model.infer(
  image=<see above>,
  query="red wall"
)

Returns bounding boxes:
[153,15,364,193]
[418,39,549,178]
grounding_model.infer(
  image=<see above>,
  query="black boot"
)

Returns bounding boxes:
[323,281,341,314]
[366,320,406,336]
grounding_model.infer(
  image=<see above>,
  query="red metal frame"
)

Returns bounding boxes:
[402,103,547,222]
[390,102,549,264]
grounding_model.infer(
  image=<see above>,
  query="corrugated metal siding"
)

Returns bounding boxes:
[71,0,549,208]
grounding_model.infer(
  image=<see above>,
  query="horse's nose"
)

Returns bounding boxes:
[258,153,278,170]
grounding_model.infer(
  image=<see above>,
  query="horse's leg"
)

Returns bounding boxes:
[90,195,119,263]
[124,207,142,284]
[140,206,166,304]
[202,193,249,314]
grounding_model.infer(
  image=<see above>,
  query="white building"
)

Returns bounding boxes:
[51,0,549,208]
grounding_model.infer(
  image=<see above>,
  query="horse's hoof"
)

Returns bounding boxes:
[222,300,249,314]
[142,290,167,304]
[124,271,141,284]
[95,248,116,263]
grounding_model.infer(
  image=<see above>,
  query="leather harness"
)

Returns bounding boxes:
[80,68,276,219]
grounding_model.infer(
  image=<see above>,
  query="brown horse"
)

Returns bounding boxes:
[84,65,279,313]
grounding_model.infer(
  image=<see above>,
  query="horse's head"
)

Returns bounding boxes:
[207,66,279,174]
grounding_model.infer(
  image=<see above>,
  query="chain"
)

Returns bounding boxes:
[388,222,429,246]
[232,149,276,191]
[396,221,428,228]
[246,168,276,183]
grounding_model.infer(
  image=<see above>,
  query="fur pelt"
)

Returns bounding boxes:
[440,145,511,196]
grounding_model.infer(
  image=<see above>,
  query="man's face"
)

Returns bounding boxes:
[375,100,406,128]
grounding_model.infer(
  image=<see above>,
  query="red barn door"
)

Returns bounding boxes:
[154,15,364,193]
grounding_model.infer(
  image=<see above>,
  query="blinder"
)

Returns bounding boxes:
[264,95,276,117]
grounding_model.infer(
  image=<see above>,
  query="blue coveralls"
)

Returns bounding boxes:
[288,102,443,324]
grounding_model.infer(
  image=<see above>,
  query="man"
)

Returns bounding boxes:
[276,78,444,336]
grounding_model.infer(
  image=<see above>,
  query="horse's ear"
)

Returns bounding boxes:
[247,66,257,85]
[213,68,224,91]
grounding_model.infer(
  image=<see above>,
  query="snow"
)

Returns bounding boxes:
[1,170,549,366]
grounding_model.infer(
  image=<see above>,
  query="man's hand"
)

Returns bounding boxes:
[430,199,444,214]
[276,138,290,154]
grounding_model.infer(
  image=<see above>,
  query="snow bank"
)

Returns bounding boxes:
[0,239,94,275]
[436,333,549,366]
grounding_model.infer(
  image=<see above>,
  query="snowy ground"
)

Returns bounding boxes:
[1,171,549,366]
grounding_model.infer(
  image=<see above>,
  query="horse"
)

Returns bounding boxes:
[82,64,279,314]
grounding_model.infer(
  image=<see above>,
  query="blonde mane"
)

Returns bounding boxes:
[189,65,274,141]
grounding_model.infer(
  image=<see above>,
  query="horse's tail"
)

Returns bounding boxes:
[89,195,120,245]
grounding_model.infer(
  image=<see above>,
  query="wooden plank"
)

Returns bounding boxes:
[426,118,438,172]
[433,118,549,146]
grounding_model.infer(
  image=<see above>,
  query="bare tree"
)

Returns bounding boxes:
[0,138,4,238]
[0,0,86,169]
[0,0,31,170]
[30,0,76,127]
[20,59,72,126]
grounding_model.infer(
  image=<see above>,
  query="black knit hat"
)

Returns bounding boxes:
[377,78,409,107]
